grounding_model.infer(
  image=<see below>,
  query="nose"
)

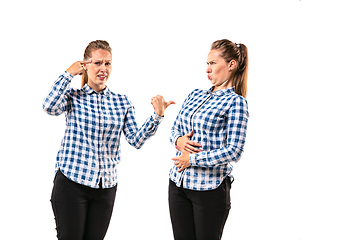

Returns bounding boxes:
[206,65,212,73]
[99,63,107,71]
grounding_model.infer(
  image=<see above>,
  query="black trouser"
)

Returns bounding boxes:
[50,170,117,240]
[168,177,231,240]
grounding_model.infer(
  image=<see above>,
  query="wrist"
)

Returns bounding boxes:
[175,136,182,146]
[66,69,76,77]
[154,109,164,117]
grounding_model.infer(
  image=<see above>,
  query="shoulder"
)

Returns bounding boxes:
[188,88,208,98]
[231,94,247,104]
[181,88,208,104]
[230,95,249,116]
[193,88,208,94]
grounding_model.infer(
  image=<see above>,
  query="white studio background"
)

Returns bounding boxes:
[1,0,359,239]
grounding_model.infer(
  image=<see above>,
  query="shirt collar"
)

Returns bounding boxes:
[207,86,235,96]
[83,84,110,96]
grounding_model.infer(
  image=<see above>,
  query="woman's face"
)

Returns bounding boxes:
[86,49,112,92]
[206,49,234,91]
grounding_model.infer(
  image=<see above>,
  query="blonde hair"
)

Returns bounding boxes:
[81,40,112,88]
[211,39,248,98]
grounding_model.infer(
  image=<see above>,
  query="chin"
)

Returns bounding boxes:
[97,79,108,84]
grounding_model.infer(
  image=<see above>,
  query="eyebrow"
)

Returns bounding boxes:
[93,59,112,62]
[206,60,216,63]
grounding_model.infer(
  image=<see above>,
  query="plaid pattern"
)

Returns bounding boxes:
[170,87,249,190]
[43,71,163,188]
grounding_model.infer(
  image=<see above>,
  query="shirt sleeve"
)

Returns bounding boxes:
[189,96,249,167]
[123,101,163,149]
[42,71,73,116]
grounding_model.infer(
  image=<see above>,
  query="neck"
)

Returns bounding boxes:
[212,78,233,92]
[88,82,106,93]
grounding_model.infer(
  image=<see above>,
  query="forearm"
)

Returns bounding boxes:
[189,145,244,167]
[125,112,163,149]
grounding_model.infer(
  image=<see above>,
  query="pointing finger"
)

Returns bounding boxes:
[81,60,93,65]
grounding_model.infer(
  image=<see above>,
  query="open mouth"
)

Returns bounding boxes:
[97,74,107,80]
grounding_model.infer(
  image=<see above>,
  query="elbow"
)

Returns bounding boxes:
[42,104,61,116]
[42,98,62,116]
[42,104,53,115]
[234,152,243,163]
[223,145,243,163]
[129,140,145,150]
[133,144,142,150]
[233,147,244,163]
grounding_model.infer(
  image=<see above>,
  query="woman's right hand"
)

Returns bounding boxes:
[66,60,92,76]
[175,131,202,153]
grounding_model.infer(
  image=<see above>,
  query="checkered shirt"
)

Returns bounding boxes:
[170,87,249,190]
[43,71,163,188]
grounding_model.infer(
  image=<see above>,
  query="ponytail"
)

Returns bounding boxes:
[233,43,248,98]
[81,71,88,88]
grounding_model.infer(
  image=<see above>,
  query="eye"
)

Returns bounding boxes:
[105,62,111,66]
[94,61,101,65]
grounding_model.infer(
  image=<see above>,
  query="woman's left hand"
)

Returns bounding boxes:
[151,95,175,117]
[172,152,190,172]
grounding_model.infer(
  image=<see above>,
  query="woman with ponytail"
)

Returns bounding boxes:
[169,39,249,240]
[43,40,174,240]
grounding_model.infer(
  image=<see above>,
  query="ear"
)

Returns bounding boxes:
[84,59,92,71]
[228,59,237,71]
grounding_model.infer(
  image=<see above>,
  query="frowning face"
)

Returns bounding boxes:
[206,49,234,92]
[85,49,112,92]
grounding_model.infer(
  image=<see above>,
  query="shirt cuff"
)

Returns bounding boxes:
[147,112,163,134]
[64,71,74,79]
[152,112,164,122]
[172,134,181,146]
[189,153,198,166]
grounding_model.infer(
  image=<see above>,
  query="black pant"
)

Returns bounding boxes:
[50,170,117,240]
[168,177,231,240]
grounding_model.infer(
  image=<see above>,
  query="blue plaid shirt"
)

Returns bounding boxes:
[170,87,249,190]
[43,71,163,188]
